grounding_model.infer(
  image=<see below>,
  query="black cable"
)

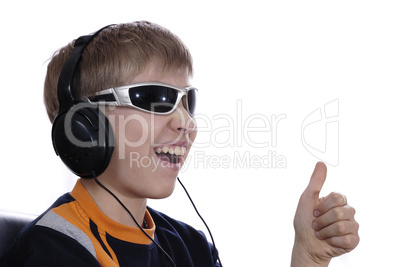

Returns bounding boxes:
[177,177,223,267]
[91,172,177,267]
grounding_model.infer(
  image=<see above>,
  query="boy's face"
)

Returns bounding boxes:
[99,63,196,200]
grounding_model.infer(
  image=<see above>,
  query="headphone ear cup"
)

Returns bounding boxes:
[51,105,114,178]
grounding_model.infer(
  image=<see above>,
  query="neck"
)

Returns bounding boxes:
[81,178,147,228]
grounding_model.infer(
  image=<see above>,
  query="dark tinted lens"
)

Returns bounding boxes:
[129,85,178,113]
[187,89,196,115]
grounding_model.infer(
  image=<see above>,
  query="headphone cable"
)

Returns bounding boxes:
[92,172,222,267]
[91,172,177,267]
[177,177,223,267]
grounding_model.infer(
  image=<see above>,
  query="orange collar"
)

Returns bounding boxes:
[70,179,156,244]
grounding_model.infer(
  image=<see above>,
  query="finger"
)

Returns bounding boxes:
[327,234,360,251]
[315,220,359,240]
[314,192,347,217]
[313,205,356,231]
[304,162,327,199]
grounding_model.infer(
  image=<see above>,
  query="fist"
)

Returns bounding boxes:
[292,162,359,265]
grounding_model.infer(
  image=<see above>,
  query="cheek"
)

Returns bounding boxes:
[189,127,197,142]
[149,117,170,139]
[109,113,153,160]
[186,130,197,158]
[121,114,151,143]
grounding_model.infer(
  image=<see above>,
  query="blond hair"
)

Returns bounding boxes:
[44,21,193,122]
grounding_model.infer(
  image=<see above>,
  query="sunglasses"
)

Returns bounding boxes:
[87,82,197,116]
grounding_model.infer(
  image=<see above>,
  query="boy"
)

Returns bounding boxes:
[0,21,358,266]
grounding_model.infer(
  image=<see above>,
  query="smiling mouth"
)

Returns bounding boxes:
[154,146,187,164]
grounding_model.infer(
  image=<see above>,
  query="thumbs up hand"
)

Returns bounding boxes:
[291,162,359,266]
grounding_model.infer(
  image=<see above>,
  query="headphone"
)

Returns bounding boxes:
[51,25,115,178]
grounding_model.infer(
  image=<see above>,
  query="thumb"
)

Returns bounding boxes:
[304,162,327,199]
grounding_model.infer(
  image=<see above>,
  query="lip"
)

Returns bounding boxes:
[151,140,190,149]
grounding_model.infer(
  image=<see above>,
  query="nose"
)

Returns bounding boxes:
[169,101,196,135]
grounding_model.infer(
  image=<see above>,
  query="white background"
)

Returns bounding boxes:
[1,1,401,266]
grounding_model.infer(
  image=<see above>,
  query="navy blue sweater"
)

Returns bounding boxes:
[0,180,219,267]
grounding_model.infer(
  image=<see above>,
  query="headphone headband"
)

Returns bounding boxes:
[57,25,115,113]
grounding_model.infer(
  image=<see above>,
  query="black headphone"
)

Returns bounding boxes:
[51,25,115,178]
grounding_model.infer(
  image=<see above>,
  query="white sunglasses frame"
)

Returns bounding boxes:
[86,82,197,116]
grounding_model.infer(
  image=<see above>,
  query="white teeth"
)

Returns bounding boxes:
[174,146,182,155]
[174,146,187,156]
[155,146,187,156]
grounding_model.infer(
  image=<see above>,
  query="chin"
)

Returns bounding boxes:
[147,180,177,200]
[148,189,175,200]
